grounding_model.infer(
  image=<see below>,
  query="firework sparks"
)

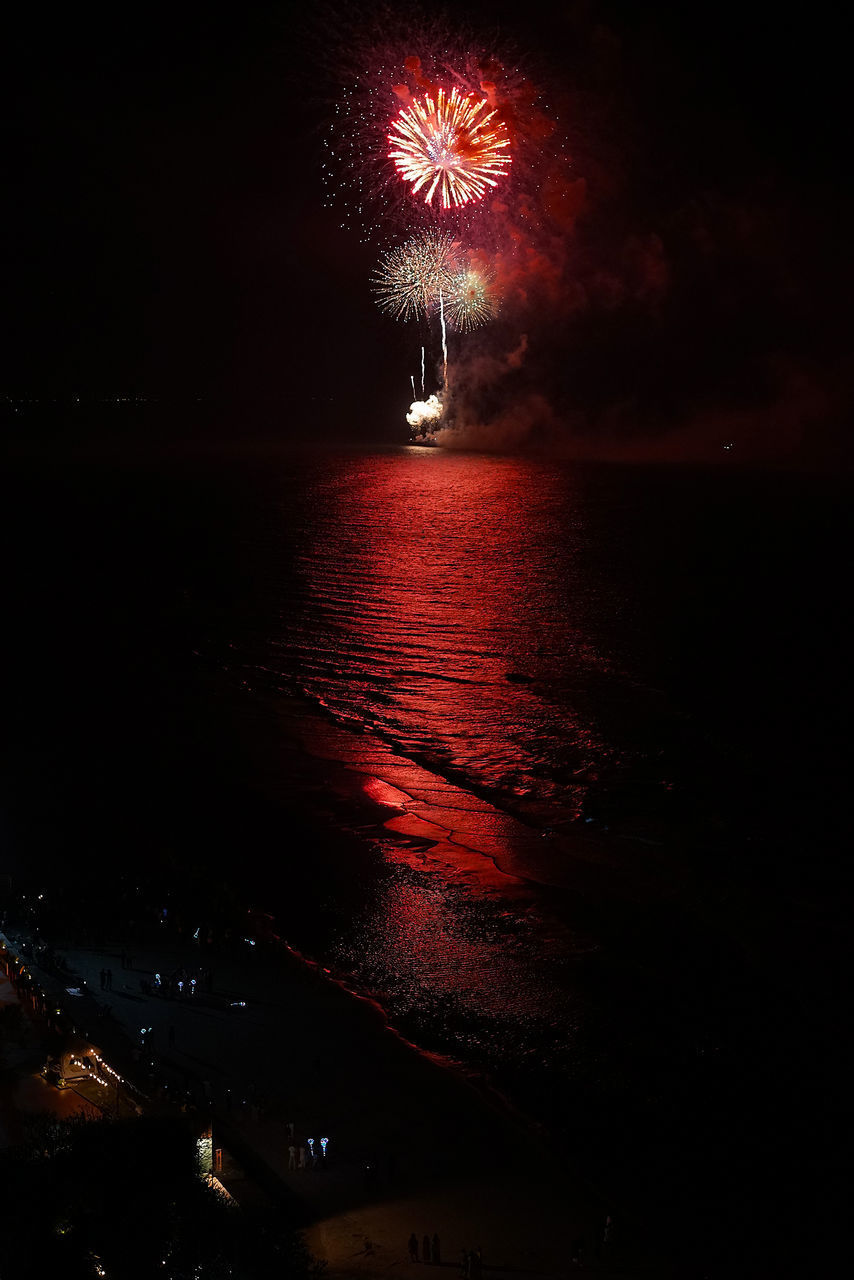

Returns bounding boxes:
[372,229,459,322]
[444,264,499,332]
[388,86,511,209]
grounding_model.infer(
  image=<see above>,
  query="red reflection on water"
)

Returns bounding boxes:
[321,451,606,803]
[304,452,589,887]
[360,776,408,811]
[293,450,615,887]
[340,451,560,701]
[355,766,527,890]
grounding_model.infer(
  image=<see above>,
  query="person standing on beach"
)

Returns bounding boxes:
[288,1144,297,1170]
[432,1234,441,1265]
[99,968,106,990]
[408,1234,419,1263]
[106,968,112,990]
[423,1235,431,1264]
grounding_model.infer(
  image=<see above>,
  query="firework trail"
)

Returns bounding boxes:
[439,286,448,384]
[388,86,511,208]
[421,345,425,398]
[411,373,416,398]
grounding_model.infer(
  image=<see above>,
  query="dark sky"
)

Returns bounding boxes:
[2,1,850,456]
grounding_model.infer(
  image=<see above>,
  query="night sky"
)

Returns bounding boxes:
[2,0,850,458]
[0,11,850,1267]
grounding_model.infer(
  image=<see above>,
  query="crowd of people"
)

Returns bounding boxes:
[138,963,216,1001]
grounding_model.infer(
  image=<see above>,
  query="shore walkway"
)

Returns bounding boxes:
[1,921,642,1277]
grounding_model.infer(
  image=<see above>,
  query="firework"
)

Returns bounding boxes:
[444,265,498,332]
[388,87,511,209]
[406,393,444,429]
[372,229,459,322]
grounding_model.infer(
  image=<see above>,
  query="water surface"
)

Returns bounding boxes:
[4,441,846,1267]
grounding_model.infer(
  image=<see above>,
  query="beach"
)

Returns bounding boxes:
[1,911,627,1278]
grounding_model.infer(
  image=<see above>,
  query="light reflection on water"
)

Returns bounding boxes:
[240,446,785,1084]
[279,449,625,829]
[324,850,587,1076]
[247,448,633,1073]
[234,450,676,1080]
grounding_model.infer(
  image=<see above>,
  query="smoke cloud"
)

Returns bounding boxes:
[395,8,847,465]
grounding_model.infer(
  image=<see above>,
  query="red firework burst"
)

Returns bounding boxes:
[388,86,511,209]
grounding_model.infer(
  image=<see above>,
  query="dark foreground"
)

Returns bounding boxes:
[2,439,850,1273]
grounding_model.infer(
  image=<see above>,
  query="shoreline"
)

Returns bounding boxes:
[240,671,670,910]
[6,655,839,1274]
[185,675,845,1275]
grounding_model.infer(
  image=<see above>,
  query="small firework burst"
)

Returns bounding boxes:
[444,264,499,332]
[372,229,459,321]
[388,86,511,209]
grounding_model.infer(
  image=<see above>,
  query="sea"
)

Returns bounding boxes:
[3,438,849,1269]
